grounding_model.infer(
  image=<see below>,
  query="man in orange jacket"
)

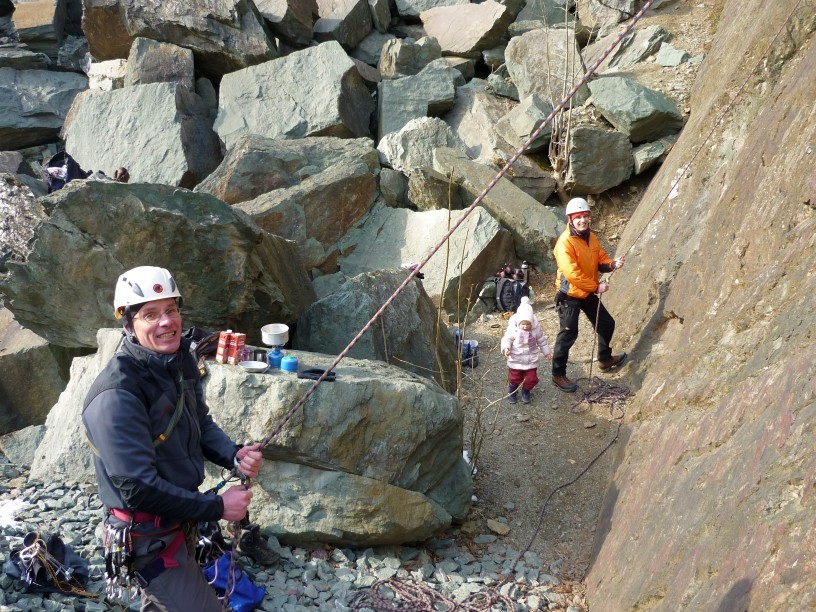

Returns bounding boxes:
[551,198,627,392]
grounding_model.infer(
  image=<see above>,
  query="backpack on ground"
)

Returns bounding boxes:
[41,151,91,193]
[494,264,530,312]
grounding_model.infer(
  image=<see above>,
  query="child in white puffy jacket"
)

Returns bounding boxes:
[501,297,552,404]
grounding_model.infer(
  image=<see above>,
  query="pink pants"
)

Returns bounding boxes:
[508,368,539,391]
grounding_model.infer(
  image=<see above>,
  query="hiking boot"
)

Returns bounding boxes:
[552,375,578,393]
[507,383,518,404]
[598,353,627,372]
[238,525,280,566]
[521,389,531,404]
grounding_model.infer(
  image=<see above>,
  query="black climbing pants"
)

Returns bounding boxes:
[552,292,615,377]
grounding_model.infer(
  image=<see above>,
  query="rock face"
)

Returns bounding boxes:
[0,307,88,435]
[0,181,316,348]
[339,203,515,318]
[29,328,472,546]
[63,82,221,186]
[585,2,816,610]
[0,67,87,149]
[294,269,459,392]
[215,41,374,150]
[505,26,589,105]
[588,76,683,143]
[81,0,277,80]
[232,138,380,273]
[420,0,513,56]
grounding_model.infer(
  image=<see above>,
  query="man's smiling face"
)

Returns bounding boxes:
[131,297,182,354]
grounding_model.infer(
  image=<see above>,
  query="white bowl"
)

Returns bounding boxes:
[238,360,269,373]
[261,323,289,346]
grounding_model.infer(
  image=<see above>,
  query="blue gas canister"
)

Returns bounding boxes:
[267,347,284,369]
[281,355,299,372]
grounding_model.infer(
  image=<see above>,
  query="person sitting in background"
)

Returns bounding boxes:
[113,167,129,183]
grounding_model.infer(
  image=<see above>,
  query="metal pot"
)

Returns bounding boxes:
[261,323,289,346]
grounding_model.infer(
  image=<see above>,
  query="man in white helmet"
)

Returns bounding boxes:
[82,266,264,610]
[551,198,627,392]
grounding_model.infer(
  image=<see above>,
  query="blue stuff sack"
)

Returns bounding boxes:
[460,339,479,368]
[203,552,265,612]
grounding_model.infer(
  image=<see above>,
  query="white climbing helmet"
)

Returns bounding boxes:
[113,266,182,319]
[565,197,590,217]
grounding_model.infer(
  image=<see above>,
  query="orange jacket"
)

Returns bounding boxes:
[553,226,615,299]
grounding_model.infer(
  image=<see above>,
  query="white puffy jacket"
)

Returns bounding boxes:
[501,315,551,370]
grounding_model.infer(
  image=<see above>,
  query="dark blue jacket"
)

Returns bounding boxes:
[83,334,237,524]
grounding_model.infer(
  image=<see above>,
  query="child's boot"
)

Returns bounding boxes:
[507,384,518,404]
[521,388,531,404]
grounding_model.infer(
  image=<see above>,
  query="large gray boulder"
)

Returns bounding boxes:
[314,0,372,50]
[576,0,635,31]
[195,135,376,207]
[215,41,374,150]
[232,138,380,273]
[123,37,194,90]
[339,202,515,317]
[494,93,554,153]
[29,328,471,545]
[505,26,589,105]
[583,24,671,72]
[420,0,513,57]
[0,152,35,177]
[516,0,574,24]
[563,125,633,194]
[433,147,562,271]
[63,82,221,187]
[377,59,461,139]
[0,46,51,70]
[255,0,316,47]
[378,36,441,79]
[377,117,468,176]
[295,269,459,392]
[0,307,88,436]
[394,0,468,20]
[81,0,277,80]
[351,30,396,65]
[0,67,87,150]
[443,80,556,203]
[0,181,316,348]
[588,76,684,143]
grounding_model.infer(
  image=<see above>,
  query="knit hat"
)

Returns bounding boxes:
[516,296,534,323]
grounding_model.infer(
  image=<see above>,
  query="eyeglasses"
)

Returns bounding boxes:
[133,306,181,324]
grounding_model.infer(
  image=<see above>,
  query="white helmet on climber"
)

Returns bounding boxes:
[565,197,591,217]
[113,266,182,319]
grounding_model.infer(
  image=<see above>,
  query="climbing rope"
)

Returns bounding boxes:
[506,0,811,583]
[219,0,810,607]
[349,578,516,611]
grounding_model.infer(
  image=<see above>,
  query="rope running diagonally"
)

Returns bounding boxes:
[502,0,810,581]
[217,2,666,609]
[251,0,663,454]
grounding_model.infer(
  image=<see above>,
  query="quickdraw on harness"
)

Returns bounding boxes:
[101,509,189,605]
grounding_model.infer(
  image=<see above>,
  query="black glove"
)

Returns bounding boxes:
[297,368,336,382]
